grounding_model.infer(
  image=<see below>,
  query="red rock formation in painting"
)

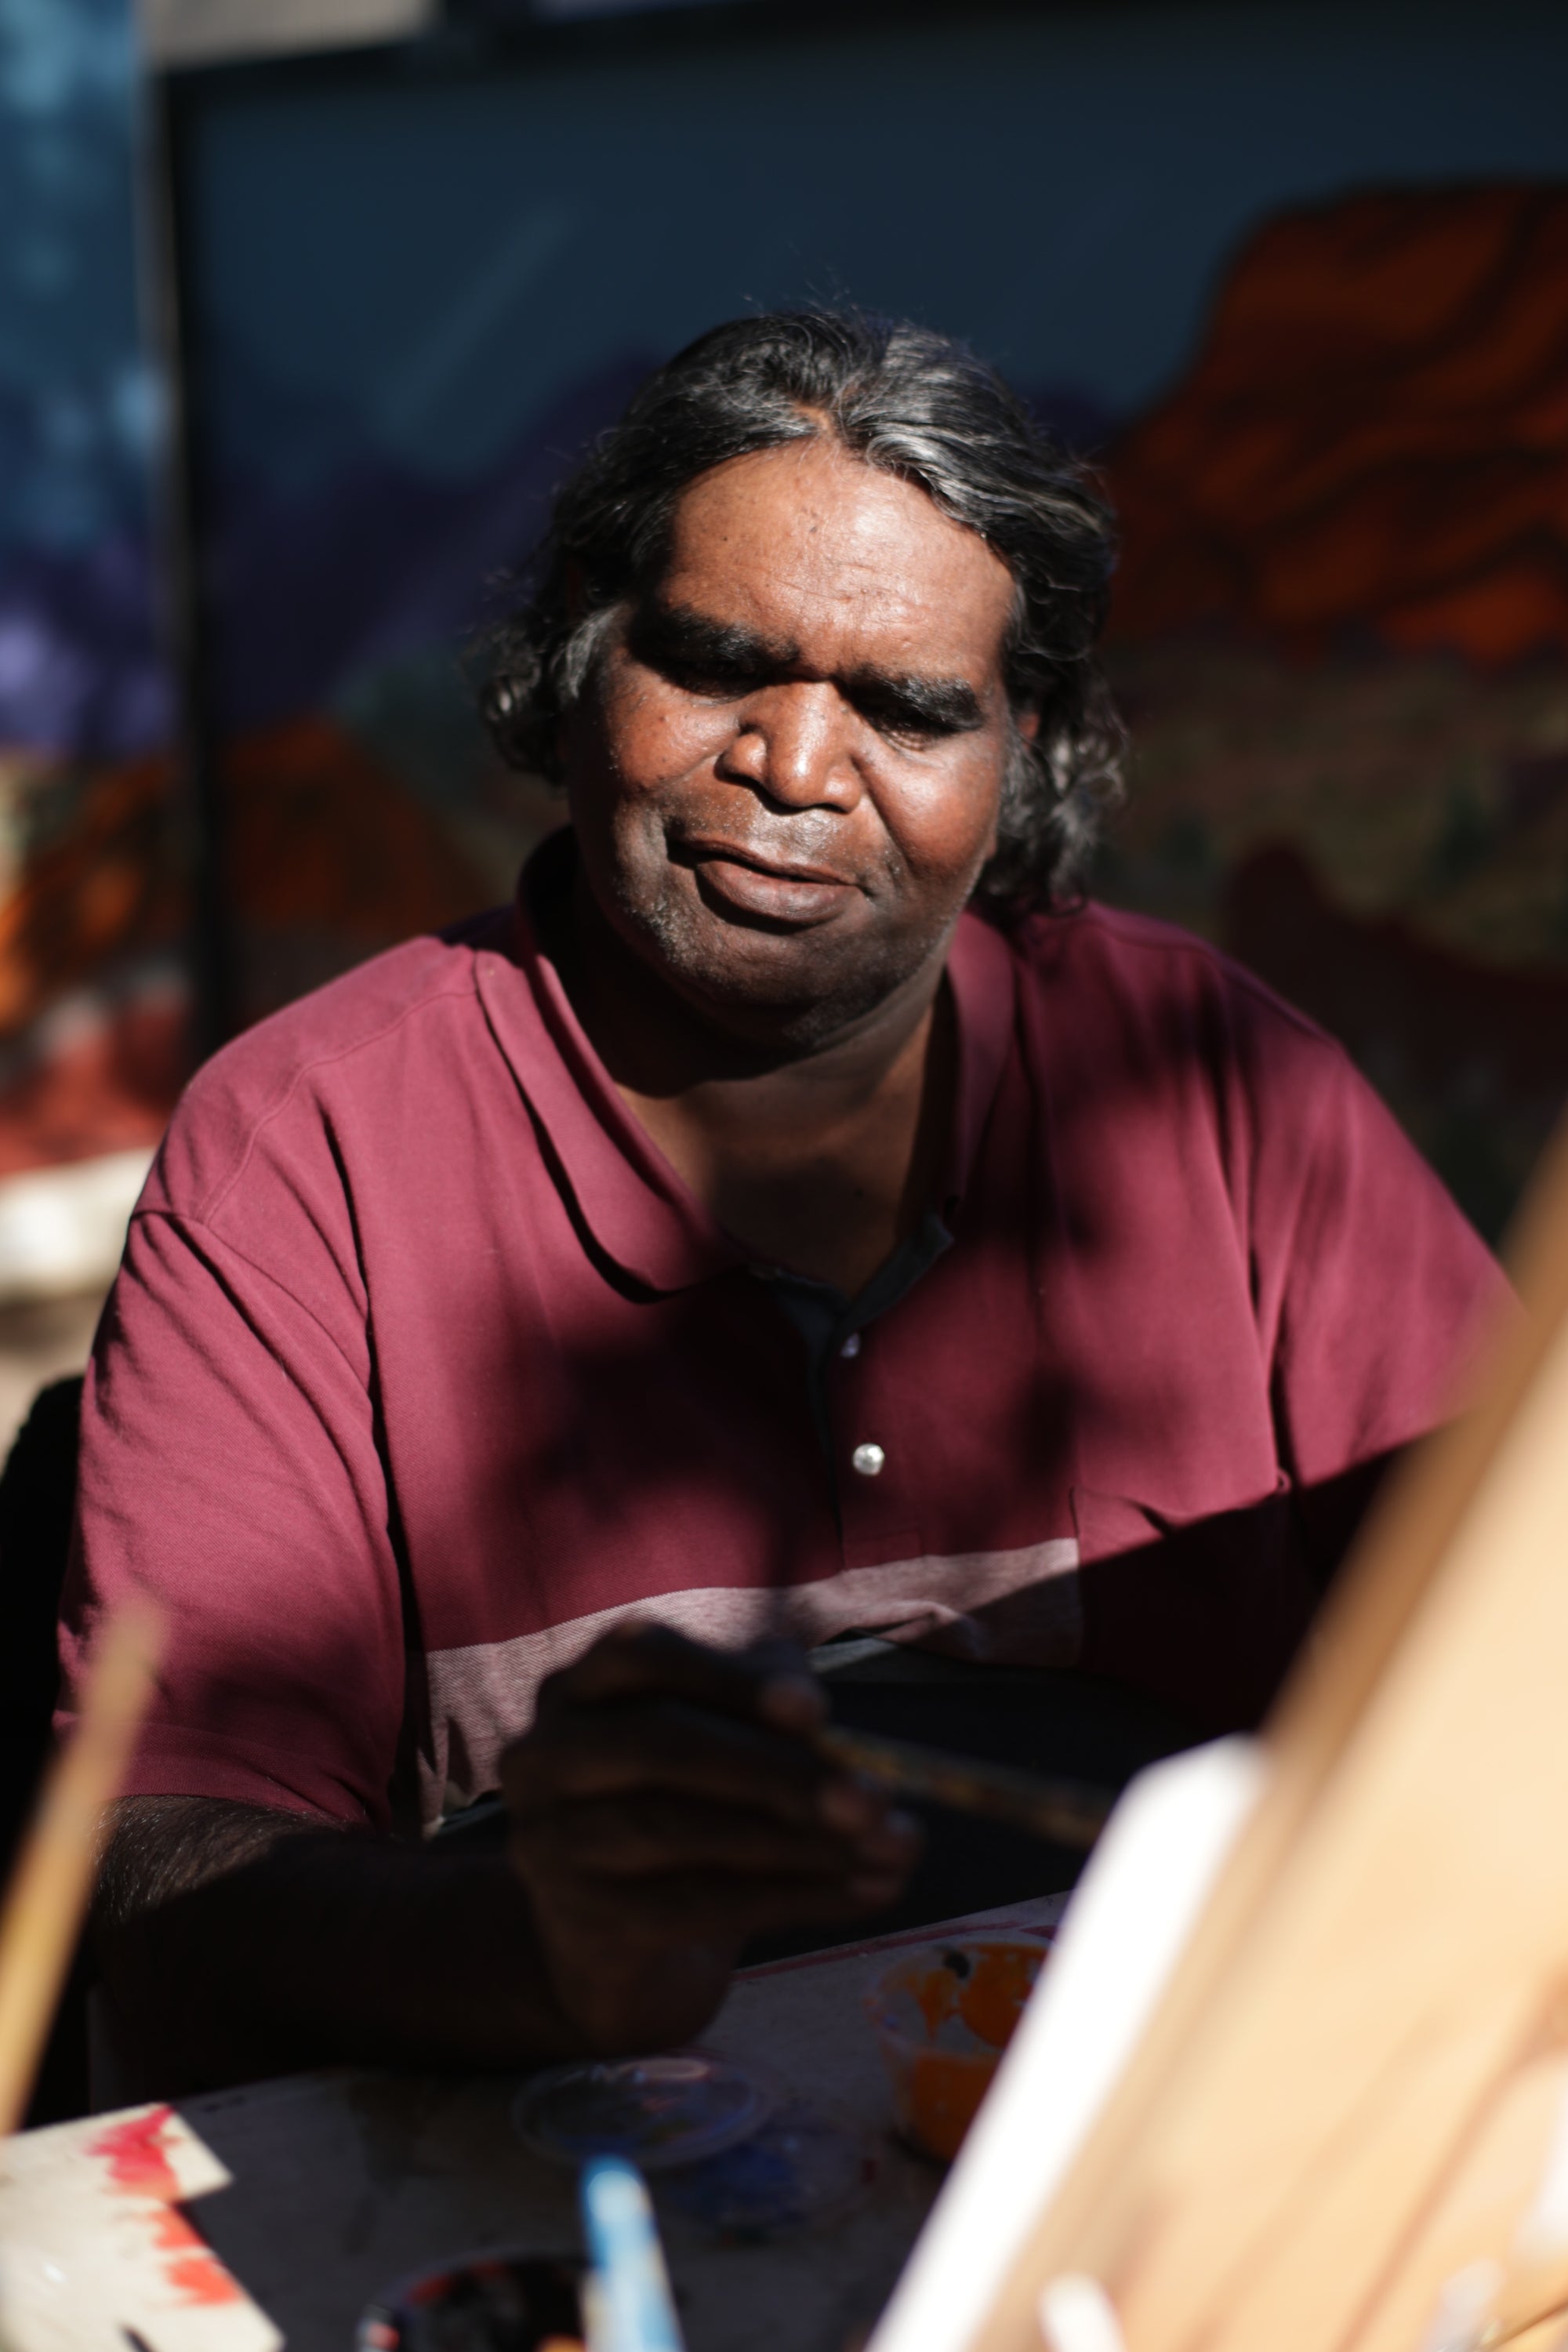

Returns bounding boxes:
[0,993,187,1178]
[224,715,491,958]
[1108,186,1568,665]
[0,717,492,1171]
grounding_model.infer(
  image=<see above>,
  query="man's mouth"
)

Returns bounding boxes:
[670,836,857,926]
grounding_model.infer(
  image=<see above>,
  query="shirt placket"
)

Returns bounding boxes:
[826,1321,924,1566]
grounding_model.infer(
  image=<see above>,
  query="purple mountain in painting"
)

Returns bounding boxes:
[201,354,659,734]
[0,535,168,758]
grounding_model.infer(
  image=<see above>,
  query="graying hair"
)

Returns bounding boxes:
[483,310,1123,915]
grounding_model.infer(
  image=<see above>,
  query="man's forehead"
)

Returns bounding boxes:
[656,442,1016,676]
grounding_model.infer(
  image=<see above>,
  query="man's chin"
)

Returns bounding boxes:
[650,921,932,1051]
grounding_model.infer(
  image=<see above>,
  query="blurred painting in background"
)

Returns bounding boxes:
[1,0,1566,1423]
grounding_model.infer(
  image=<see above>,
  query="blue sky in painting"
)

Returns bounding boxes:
[188,2,1568,485]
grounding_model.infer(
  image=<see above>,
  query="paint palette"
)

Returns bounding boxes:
[513,2052,776,2171]
[865,1936,1053,2163]
[355,2249,584,2352]
[658,2098,876,2242]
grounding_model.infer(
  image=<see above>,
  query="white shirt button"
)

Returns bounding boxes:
[851,1442,885,1477]
[840,1332,862,1359]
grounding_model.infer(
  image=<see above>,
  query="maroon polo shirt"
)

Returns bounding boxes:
[58,835,1504,1831]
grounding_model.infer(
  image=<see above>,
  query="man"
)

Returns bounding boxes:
[60,312,1502,2092]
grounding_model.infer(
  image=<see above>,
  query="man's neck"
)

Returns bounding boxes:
[547,863,957,1295]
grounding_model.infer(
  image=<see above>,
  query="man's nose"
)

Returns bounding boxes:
[718,682,862,810]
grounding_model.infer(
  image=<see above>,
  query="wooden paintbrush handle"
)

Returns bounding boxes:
[0,1602,162,2136]
[818,1725,1114,1849]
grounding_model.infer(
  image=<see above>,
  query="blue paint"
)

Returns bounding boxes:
[660,2100,873,2241]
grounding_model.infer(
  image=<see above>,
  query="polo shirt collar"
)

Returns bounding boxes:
[477,831,739,1294]
[475,828,1015,1294]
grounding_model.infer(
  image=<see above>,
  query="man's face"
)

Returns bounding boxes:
[562,435,1025,1046]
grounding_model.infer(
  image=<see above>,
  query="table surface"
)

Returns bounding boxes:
[4,1893,1064,2352]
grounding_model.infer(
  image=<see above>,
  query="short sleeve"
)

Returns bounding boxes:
[1247,1016,1512,1516]
[57,1189,408,1831]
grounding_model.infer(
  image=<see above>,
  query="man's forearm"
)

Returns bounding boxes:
[95,1798,585,2095]
[93,1635,916,2095]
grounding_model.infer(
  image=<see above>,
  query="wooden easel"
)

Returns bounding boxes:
[971,1116,1568,2352]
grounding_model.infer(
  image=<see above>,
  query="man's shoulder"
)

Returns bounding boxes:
[198,913,509,1105]
[145,913,513,1225]
[1007,898,1341,1054]
[994,899,1366,1149]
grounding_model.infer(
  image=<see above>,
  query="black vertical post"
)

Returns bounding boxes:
[142,70,238,1068]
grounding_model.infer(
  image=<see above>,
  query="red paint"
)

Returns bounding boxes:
[87,2107,243,2307]
[89,2107,182,2199]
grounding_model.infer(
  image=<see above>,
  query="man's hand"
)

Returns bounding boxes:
[503,1624,920,2050]
[92,1627,918,2094]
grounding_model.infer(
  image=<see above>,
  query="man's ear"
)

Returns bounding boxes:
[1014,700,1042,744]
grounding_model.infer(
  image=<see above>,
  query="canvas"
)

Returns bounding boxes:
[0,2,1565,1246]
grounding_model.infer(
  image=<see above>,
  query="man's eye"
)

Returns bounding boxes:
[857,699,954,746]
[659,655,752,698]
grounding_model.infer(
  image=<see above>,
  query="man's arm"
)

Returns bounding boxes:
[93,1628,919,2094]
[93,1795,576,2092]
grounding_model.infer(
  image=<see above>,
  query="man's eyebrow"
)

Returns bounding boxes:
[632,599,987,731]
[630,601,796,674]
[844,668,986,732]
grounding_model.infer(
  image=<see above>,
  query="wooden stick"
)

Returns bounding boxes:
[0,1603,162,2136]
[818,1724,1114,1850]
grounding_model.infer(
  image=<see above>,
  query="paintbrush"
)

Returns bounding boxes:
[580,2155,685,2352]
[817,1724,1114,1850]
[0,1602,162,2136]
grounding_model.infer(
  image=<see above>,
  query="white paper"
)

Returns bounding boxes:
[0,2103,281,2352]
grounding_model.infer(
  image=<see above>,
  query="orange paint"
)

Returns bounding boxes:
[867,1936,1050,2163]
[163,2252,245,2307]
[957,1942,1039,2050]
[913,1967,958,2039]
[902,2047,994,2162]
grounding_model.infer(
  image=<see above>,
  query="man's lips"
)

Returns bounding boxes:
[670,837,857,925]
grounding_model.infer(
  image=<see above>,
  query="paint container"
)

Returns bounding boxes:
[658,2097,876,2242]
[514,2052,776,2171]
[863,1934,1054,2163]
[355,2249,585,2352]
